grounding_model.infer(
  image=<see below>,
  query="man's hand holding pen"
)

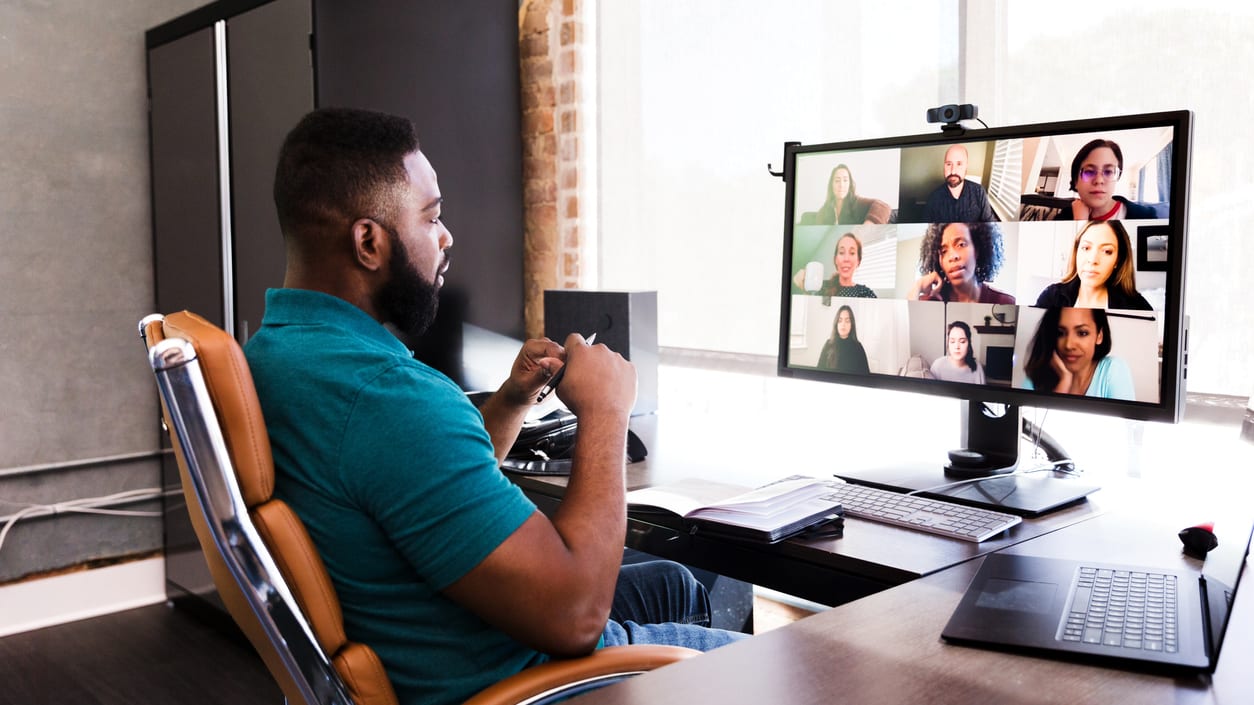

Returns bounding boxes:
[545,333,636,420]
[536,333,596,402]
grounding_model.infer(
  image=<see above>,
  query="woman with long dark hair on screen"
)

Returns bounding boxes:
[816,304,870,374]
[1022,307,1135,399]
[930,321,985,384]
[798,164,891,226]
[1034,220,1152,310]
[908,222,1015,304]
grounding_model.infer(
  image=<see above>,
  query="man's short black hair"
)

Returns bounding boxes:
[273,107,420,238]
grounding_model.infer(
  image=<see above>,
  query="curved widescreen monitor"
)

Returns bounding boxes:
[778,110,1191,425]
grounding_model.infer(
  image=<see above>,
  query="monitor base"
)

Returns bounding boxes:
[943,448,1018,478]
[836,461,1100,518]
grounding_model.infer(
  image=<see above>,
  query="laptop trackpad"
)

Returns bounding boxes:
[944,554,1070,646]
[975,577,1058,614]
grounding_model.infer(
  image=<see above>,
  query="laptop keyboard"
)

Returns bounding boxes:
[818,482,1021,542]
[1059,566,1179,652]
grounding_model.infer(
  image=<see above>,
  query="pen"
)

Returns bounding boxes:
[536,333,596,403]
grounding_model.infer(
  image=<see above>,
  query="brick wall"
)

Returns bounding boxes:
[519,0,584,338]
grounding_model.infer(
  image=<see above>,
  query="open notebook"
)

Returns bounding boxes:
[627,476,844,544]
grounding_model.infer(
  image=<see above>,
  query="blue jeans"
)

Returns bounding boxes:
[600,560,748,651]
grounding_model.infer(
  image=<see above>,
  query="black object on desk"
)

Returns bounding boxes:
[836,461,1100,517]
[544,290,659,416]
[501,406,648,476]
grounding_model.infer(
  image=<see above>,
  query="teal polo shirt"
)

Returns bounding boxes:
[244,288,542,705]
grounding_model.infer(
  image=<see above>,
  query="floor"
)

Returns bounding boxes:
[0,601,278,705]
[752,594,816,633]
[0,593,811,704]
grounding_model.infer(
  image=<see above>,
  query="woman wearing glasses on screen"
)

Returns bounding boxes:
[1022,307,1135,399]
[816,304,870,374]
[909,222,1015,304]
[797,164,891,226]
[1034,220,1153,310]
[930,321,985,384]
[1056,139,1160,221]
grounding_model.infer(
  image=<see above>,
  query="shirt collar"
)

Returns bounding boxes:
[261,288,413,356]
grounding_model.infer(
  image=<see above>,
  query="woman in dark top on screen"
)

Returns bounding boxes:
[817,305,871,374]
[908,222,1015,304]
[1035,220,1152,310]
[1054,139,1160,221]
[798,164,891,226]
[793,231,878,300]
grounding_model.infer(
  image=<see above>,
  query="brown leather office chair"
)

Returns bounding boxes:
[139,310,696,705]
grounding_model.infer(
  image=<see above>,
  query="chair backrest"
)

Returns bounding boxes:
[141,311,397,705]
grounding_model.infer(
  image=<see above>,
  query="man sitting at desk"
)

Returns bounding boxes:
[244,108,744,705]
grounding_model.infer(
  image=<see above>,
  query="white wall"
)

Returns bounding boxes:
[0,0,206,584]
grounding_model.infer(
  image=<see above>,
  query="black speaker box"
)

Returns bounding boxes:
[543,290,658,415]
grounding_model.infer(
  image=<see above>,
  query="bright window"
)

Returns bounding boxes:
[597,0,950,355]
[596,0,1253,397]
[996,1,1254,396]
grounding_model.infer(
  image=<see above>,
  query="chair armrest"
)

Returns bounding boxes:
[462,645,700,705]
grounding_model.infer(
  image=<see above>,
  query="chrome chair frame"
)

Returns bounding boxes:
[144,322,355,705]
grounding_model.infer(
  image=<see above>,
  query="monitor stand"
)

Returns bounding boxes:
[836,402,1100,517]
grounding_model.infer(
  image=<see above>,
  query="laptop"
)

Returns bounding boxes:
[942,518,1253,673]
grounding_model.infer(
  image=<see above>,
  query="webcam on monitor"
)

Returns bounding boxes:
[926,103,978,126]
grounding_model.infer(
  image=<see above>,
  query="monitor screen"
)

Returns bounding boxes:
[777,111,1191,430]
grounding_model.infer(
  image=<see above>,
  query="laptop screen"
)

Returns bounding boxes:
[1201,518,1254,664]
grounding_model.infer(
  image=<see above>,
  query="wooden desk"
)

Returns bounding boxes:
[561,509,1253,705]
[510,414,1105,606]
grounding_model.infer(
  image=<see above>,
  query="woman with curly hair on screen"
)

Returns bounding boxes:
[908,222,1014,304]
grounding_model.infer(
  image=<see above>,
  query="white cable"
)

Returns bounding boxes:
[905,464,1059,497]
[906,409,1079,498]
[1030,407,1049,458]
[0,506,46,556]
[0,487,172,556]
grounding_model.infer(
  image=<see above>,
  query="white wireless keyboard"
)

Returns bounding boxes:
[820,481,1021,542]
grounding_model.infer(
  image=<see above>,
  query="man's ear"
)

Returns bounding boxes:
[352,218,388,272]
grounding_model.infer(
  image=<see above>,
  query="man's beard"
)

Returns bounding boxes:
[378,236,441,337]
[946,174,962,187]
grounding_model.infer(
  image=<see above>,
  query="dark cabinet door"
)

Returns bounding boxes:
[147,0,314,610]
[149,25,224,326]
[228,0,314,344]
[147,24,224,606]
[315,0,527,341]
